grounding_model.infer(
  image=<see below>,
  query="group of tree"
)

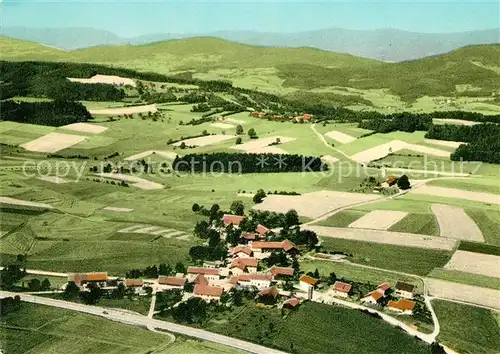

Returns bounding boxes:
[239,209,300,231]
[1,100,92,127]
[0,256,27,290]
[0,295,21,316]
[125,262,186,279]
[277,226,319,251]
[426,123,500,163]
[173,153,325,173]
[358,114,432,133]
[24,278,51,291]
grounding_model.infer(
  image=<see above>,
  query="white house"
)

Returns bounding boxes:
[332,281,352,298]
[233,273,271,290]
[186,267,220,282]
[229,257,258,276]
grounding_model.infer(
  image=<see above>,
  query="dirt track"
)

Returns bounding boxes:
[304,225,456,250]
[172,135,234,147]
[413,185,500,205]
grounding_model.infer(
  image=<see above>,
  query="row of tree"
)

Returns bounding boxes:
[173,153,326,173]
[358,114,433,133]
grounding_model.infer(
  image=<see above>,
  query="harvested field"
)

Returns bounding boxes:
[172,134,234,147]
[21,132,87,153]
[431,204,484,241]
[433,118,479,126]
[117,224,189,239]
[225,118,245,124]
[425,278,500,310]
[324,130,356,144]
[210,122,235,129]
[253,190,380,218]
[305,225,456,250]
[231,136,296,154]
[0,196,53,209]
[350,140,449,163]
[67,74,136,87]
[412,185,500,205]
[89,104,157,115]
[60,123,108,134]
[124,150,177,161]
[444,251,500,278]
[320,155,339,164]
[38,176,70,184]
[348,210,408,230]
[424,139,465,149]
[103,207,134,212]
[96,173,163,190]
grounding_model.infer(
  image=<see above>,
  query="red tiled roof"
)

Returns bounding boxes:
[242,233,257,240]
[258,286,278,298]
[193,274,209,286]
[333,281,352,293]
[223,214,245,226]
[231,257,258,270]
[256,224,270,236]
[69,272,108,283]
[363,290,383,301]
[158,276,187,286]
[299,275,319,286]
[388,299,416,311]
[251,240,297,251]
[377,283,390,291]
[187,267,220,276]
[283,298,300,307]
[194,284,223,297]
[124,279,143,287]
[268,266,294,277]
[237,273,271,282]
[231,246,253,256]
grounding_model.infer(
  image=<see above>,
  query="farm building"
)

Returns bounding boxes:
[332,281,352,298]
[230,246,254,258]
[267,266,294,280]
[256,224,270,237]
[157,276,187,290]
[186,267,220,282]
[231,273,272,290]
[299,275,319,292]
[229,257,259,275]
[250,239,298,258]
[222,214,245,227]
[68,272,108,287]
[387,299,416,315]
[395,281,415,299]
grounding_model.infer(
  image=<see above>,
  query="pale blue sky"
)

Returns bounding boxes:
[1,0,499,37]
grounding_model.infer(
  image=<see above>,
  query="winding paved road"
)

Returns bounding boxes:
[1,291,286,354]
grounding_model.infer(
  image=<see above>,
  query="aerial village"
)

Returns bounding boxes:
[64,212,422,318]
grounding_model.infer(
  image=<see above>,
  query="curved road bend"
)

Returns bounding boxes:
[0,292,287,354]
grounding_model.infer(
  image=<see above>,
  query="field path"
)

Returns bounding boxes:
[311,124,353,161]
[1,292,288,354]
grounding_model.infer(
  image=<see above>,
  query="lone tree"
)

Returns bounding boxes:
[235,137,242,145]
[397,174,411,190]
[192,203,201,213]
[236,125,244,135]
[253,189,267,204]
[230,200,245,216]
[248,128,257,139]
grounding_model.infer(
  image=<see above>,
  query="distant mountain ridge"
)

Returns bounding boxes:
[2,26,499,62]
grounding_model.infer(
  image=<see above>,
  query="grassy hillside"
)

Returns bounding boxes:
[2,36,498,101]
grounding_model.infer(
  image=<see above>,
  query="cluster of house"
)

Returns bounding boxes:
[250,112,313,122]
[66,213,417,316]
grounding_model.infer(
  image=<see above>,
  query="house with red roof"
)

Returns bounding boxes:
[361,283,390,304]
[387,299,416,315]
[267,266,294,281]
[68,272,108,288]
[256,224,270,237]
[332,281,352,298]
[229,257,258,276]
[250,239,298,259]
[299,275,319,292]
[186,267,220,282]
[193,283,224,302]
[283,297,300,310]
[123,279,144,288]
[232,273,271,290]
[158,275,187,290]
[222,214,245,227]
[241,232,258,241]
[230,246,254,258]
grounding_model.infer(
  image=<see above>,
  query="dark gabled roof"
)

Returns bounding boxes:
[395,281,415,292]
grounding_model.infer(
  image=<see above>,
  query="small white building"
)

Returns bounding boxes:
[299,275,319,293]
[332,281,352,298]
[234,273,271,290]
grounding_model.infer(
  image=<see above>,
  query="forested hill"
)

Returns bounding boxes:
[1,37,499,100]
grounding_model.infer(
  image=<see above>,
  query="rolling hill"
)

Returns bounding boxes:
[1,36,499,101]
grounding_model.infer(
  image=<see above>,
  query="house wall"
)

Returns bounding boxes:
[187,274,220,282]
[299,282,312,293]
[333,290,349,298]
[395,290,414,299]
